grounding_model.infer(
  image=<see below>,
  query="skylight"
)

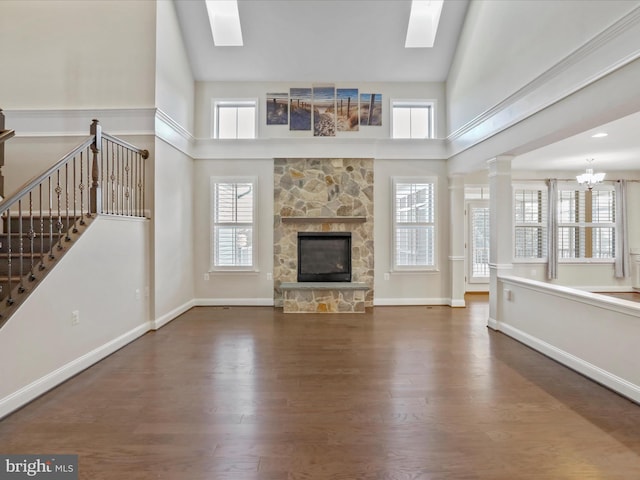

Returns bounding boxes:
[405,0,444,48]
[205,0,243,47]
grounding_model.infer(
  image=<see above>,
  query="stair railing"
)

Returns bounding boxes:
[0,119,148,322]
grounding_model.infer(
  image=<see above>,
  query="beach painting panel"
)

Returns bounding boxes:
[290,87,312,131]
[336,88,359,132]
[360,93,382,126]
[313,85,336,137]
[266,92,289,125]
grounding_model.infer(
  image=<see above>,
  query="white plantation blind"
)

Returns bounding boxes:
[212,179,255,268]
[514,186,547,259]
[557,186,615,259]
[393,179,436,269]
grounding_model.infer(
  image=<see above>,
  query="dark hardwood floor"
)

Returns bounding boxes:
[1,295,640,479]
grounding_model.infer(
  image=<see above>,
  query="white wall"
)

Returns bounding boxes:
[156,0,195,135]
[152,139,195,325]
[0,216,150,418]
[446,0,638,135]
[374,159,451,304]
[497,275,640,404]
[193,159,274,304]
[194,82,447,139]
[0,0,156,109]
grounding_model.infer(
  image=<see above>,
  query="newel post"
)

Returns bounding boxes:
[89,119,102,215]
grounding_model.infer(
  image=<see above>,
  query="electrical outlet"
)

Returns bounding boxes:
[71,310,80,326]
[135,289,141,300]
[204,273,210,281]
[384,273,390,281]
[267,272,272,281]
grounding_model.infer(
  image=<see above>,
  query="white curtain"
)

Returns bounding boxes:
[614,180,629,278]
[547,179,558,280]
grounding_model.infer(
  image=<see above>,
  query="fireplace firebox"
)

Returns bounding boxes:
[297,232,352,282]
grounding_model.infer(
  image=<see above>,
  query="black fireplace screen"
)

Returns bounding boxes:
[297,232,352,282]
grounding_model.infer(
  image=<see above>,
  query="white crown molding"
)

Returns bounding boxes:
[155,109,195,157]
[447,6,640,157]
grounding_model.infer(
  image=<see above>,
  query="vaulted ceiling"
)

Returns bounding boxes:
[174,0,470,82]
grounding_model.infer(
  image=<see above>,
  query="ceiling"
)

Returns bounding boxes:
[513,110,640,173]
[174,0,638,174]
[174,0,470,83]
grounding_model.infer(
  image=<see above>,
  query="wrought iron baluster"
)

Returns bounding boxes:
[72,157,78,233]
[48,176,54,260]
[28,192,36,281]
[39,183,45,270]
[125,148,130,216]
[65,163,71,241]
[6,208,13,305]
[79,149,86,225]
[55,170,63,250]
[17,200,25,293]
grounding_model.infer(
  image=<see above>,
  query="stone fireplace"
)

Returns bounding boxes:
[273,158,374,312]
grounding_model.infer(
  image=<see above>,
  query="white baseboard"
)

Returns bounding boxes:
[373,297,449,306]
[195,298,275,307]
[0,323,150,420]
[487,317,499,331]
[499,322,640,405]
[153,300,196,330]
[449,298,466,307]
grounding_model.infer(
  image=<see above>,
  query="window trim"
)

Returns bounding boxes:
[211,98,258,139]
[390,99,435,139]
[391,176,438,272]
[210,176,258,272]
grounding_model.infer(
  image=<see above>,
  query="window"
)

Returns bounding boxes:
[514,185,547,260]
[213,100,257,139]
[469,203,490,280]
[391,101,434,139]
[211,178,256,270]
[557,186,615,260]
[393,179,436,270]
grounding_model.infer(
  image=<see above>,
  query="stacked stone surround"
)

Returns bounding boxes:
[273,158,374,310]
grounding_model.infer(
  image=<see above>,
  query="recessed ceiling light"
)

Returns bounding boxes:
[206,0,243,47]
[405,0,444,48]
[591,132,608,138]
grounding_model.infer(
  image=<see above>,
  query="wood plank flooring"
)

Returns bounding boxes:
[1,295,640,479]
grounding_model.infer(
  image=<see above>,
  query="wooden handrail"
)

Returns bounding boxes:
[0,129,15,144]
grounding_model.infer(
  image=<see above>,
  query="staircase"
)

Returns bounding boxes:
[0,114,149,326]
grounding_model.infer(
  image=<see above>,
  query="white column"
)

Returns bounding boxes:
[487,156,513,330]
[449,174,465,307]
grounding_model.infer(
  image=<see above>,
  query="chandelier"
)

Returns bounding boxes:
[576,159,605,190]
